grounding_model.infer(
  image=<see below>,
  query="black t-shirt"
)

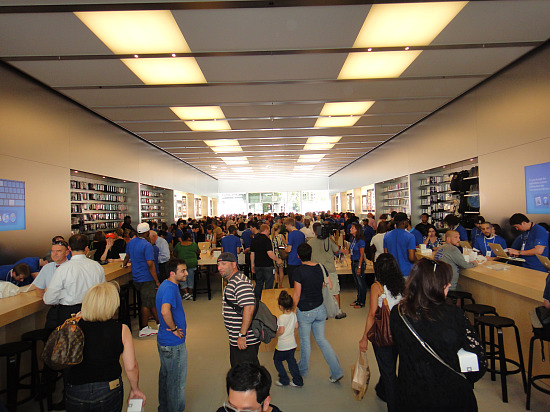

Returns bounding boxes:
[107,238,126,259]
[92,240,106,262]
[294,264,324,311]
[250,233,274,267]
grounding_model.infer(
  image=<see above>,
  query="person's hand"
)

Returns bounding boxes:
[237,336,247,350]
[356,267,361,276]
[128,388,146,405]
[155,281,160,288]
[106,238,114,249]
[251,266,255,274]
[507,248,519,257]
[359,337,368,352]
[168,328,185,339]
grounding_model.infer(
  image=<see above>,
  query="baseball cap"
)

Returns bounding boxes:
[106,232,116,239]
[217,252,237,263]
[137,222,150,233]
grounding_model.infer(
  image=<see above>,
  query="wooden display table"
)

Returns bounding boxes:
[0,262,131,342]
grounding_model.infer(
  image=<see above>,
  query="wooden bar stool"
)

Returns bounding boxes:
[478,315,527,403]
[0,341,36,412]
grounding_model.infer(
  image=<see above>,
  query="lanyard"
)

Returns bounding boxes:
[350,238,357,254]
[521,223,533,251]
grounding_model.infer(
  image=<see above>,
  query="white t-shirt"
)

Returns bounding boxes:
[276,312,298,351]
[379,284,402,311]
[371,233,386,261]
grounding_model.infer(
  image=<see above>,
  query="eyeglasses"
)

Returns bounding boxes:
[223,401,262,412]
[52,240,68,247]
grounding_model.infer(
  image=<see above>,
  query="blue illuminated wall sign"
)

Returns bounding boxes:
[0,179,26,231]
[525,162,550,214]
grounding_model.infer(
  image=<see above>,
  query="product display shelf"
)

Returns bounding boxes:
[70,171,136,237]
[139,184,174,223]
[375,176,410,216]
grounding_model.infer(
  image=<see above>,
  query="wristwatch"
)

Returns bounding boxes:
[171,327,178,332]
[238,332,246,338]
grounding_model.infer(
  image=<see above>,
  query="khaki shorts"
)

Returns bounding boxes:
[134,280,157,308]
[327,271,340,296]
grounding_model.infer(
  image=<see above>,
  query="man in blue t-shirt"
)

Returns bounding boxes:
[443,214,468,242]
[285,218,306,287]
[407,220,424,246]
[473,222,507,259]
[383,213,417,276]
[507,213,549,272]
[156,258,188,412]
[221,225,242,260]
[123,222,160,337]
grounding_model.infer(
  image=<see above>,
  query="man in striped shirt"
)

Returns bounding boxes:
[219,252,260,366]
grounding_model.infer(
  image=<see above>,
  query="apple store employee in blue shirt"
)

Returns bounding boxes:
[473,222,508,259]
[507,213,549,272]
[383,213,417,276]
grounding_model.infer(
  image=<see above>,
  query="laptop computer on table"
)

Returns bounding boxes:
[489,243,526,263]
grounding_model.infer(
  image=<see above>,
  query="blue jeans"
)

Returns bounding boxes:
[253,267,274,301]
[179,267,195,290]
[273,348,303,386]
[351,260,367,305]
[296,305,343,380]
[157,342,187,412]
[66,377,123,412]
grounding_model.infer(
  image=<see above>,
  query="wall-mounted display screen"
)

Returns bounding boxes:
[0,178,26,231]
[525,161,550,214]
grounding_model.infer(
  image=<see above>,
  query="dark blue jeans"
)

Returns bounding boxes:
[351,260,367,305]
[65,377,123,412]
[273,348,303,386]
[253,266,274,301]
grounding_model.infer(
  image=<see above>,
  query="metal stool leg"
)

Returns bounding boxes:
[513,324,527,392]
[526,336,535,410]
[497,327,508,402]
[489,325,496,381]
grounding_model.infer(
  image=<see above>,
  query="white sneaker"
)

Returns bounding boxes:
[139,326,158,337]
[183,293,192,300]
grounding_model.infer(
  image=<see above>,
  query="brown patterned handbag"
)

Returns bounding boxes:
[366,282,393,347]
[41,316,85,370]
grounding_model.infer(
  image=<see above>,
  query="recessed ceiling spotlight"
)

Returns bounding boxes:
[368,48,372,52]
[405,46,410,51]
[470,158,474,161]
[74,171,78,173]
[172,53,176,57]
[134,54,138,58]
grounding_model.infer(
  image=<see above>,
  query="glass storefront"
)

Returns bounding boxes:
[219,190,329,215]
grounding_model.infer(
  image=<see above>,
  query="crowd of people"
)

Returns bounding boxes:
[1,208,549,411]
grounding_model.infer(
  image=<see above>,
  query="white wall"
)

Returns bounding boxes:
[330,43,550,228]
[218,177,329,193]
[0,64,218,262]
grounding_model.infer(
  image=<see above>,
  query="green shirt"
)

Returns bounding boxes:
[174,242,200,269]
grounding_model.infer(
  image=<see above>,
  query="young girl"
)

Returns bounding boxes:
[273,290,303,387]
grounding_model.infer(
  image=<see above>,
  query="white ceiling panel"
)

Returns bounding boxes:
[174,5,369,52]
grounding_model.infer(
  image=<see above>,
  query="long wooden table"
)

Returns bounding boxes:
[415,249,550,375]
[0,262,132,343]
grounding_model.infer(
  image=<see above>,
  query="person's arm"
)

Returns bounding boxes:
[359,282,380,351]
[147,260,160,286]
[161,303,184,339]
[276,325,285,337]
[408,249,416,263]
[121,324,146,405]
[450,247,477,268]
[237,305,255,350]
[250,251,255,273]
[512,245,546,256]
[100,238,114,262]
[356,246,365,274]
[267,250,282,265]
[43,270,63,305]
[292,281,302,309]
[544,299,550,309]
[122,254,130,267]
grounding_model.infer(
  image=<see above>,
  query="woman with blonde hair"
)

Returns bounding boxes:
[66,282,146,411]
[271,223,287,288]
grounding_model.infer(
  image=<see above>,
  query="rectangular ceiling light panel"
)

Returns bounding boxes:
[303,136,342,151]
[222,157,249,165]
[354,2,468,48]
[298,154,325,163]
[340,2,466,79]
[75,10,191,54]
[76,10,206,85]
[171,106,230,131]
[204,139,242,153]
[338,51,421,79]
[314,101,375,127]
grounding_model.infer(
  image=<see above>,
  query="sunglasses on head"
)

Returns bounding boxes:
[52,240,68,247]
